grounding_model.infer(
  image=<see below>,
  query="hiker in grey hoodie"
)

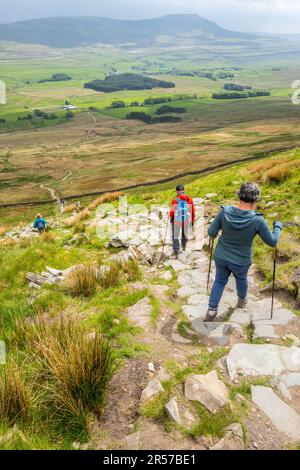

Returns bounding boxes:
[205,182,282,322]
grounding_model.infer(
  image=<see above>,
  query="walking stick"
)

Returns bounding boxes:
[271,247,278,320]
[157,217,170,266]
[207,237,215,293]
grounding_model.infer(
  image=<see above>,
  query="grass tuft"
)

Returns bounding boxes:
[30,319,116,432]
[0,362,32,426]
[64,209,90,227]
[98,262,122,290]
[248,158,300,184]
[88,192,124,210]
[40,231,55,243]
[66,264,98,297]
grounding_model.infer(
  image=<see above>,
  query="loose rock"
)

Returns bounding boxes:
[185,371,230,414]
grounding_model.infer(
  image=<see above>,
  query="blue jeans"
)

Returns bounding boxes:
[209,257,251,311]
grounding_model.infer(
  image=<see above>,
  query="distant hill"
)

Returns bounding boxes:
[0,14,255,48]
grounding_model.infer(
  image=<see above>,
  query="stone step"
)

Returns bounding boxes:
[191,320,244,346]
[226,343,300,380]
[251,386,300,441]
[183,302,230,322]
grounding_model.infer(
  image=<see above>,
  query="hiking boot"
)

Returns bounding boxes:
[204,309,218,322]
[237,297,248,309]
[173,252,179,260]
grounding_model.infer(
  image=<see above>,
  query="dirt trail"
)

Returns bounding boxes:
[40,184,64,213]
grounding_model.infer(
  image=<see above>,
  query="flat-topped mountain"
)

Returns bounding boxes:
[0,14,255,48]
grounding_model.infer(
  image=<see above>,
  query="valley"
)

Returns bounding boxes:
[0,43,300,205]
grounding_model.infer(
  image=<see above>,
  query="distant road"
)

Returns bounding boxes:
[0,145,296,209]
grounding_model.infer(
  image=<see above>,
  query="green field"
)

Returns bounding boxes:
[1,42,300,205]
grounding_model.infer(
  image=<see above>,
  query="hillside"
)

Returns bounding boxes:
[0,14,255,48]
[0,150,299,450]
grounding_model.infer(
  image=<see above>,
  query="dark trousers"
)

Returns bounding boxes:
[172,220,188,254]
[209,256,251,310]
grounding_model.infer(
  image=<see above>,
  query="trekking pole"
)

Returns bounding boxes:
[207,237,215,293]
[271,247,278,320]
[157,216,170,266]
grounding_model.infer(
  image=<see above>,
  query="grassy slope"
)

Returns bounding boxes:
[0,149,299,448]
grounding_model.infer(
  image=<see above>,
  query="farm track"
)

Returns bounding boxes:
[0,144,297,208]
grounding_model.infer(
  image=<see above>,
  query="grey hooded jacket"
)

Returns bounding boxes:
[208,205,282,266]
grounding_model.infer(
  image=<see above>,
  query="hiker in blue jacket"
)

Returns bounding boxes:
[205,182,282,322]
[33,214,47,234]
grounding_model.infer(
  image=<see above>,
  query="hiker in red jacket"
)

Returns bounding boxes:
[170,184,195,258]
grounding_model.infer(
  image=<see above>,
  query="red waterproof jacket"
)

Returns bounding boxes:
[170,193,195,225]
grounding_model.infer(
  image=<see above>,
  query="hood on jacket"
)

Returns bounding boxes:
[221,205,262,231]
[175,193,191,202]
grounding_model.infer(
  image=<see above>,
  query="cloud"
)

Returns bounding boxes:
[1,0,300,33]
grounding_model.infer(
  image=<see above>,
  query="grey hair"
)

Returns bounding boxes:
[238,182,260,203]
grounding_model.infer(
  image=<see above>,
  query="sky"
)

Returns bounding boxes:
[1,0,300,34]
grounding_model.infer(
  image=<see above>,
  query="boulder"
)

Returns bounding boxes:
[146,363,155,374]
[251,386,300,441]
[26,272,50,286]
[165,397,181,424]
[46,267,63,276]
[185,371,229,414]
[29,282,41,289]
[136,242,155,264]
[141,378,164,402]
[108,237,128,249]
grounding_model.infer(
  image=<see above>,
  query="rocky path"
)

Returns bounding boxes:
[89,199,300,451]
